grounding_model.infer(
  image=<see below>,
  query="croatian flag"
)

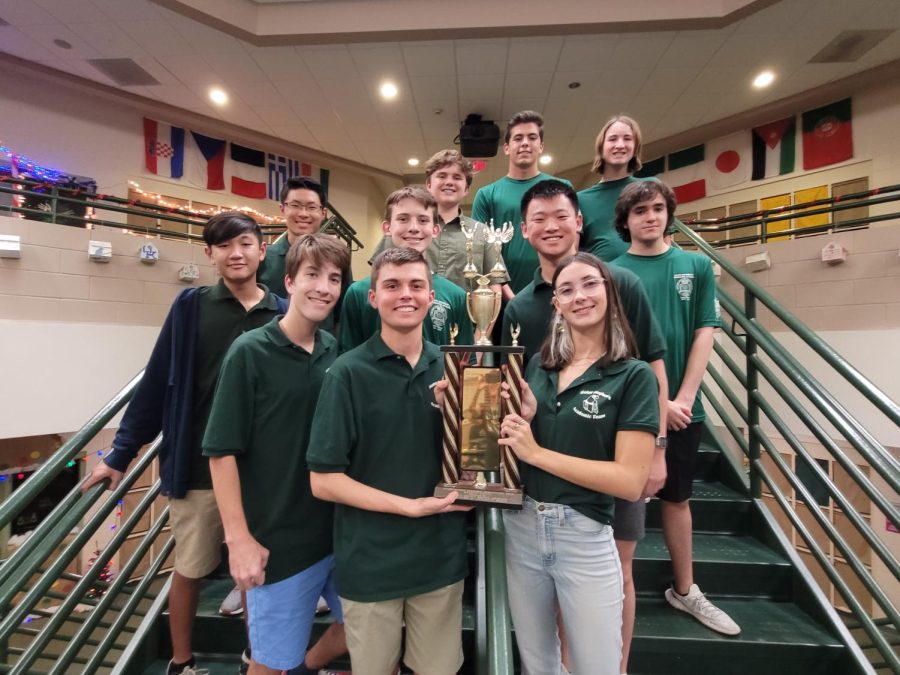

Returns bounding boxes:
[229,143,267,199]
[143,118,185,179]
[186,131,226,190]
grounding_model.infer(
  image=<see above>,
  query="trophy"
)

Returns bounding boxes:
[434,222,524,509]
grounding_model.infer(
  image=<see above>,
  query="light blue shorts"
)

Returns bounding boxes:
[246,554,343,670]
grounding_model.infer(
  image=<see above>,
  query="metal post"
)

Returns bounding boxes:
[745,290,761,498]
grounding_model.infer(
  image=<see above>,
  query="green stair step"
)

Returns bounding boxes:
[634,531,793,599]
[645,480,751,533]
[630,597,845,674]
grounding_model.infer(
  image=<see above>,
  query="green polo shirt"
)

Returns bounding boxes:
[256,233,345,334]
[190,281,281,490]
[257,233,291,297]
[202,319,336,583]
[471,173,571,293]
[525,356,658,523]
[501,265,667,367]
[338,274,474,352]
[578,176,640,262]
[612,247,721,421]
[307,335,468,602]
[368,214,509,292]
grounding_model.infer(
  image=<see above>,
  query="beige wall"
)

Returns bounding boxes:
[0,62,400,263]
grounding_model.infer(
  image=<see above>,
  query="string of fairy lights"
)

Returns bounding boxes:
[0,141,285,225]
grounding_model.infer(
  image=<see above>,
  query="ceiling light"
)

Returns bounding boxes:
[209,87,228,105]
[380,81,398,99]
[539,155,552,165]
[53,39,72,50]
[408,158,420,167]
[568,81,581,89]
[752,71,775,89]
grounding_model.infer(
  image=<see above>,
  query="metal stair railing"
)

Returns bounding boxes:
[0,174,364,251]
[682,184,900,247]
[675,221,900,674]
[0,375,173,675]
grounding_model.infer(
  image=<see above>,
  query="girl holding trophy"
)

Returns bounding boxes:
[499,252,658,674]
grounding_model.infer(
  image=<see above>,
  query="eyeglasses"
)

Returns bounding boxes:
[554,278,605,304]
[283,202,323,214]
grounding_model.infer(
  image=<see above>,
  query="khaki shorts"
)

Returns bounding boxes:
[341,580,464,675]
[169,490,224,579]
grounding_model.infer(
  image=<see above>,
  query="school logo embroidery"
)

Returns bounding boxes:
[430,300,450,332]
[574,390,610,420]
[674,273,694,301]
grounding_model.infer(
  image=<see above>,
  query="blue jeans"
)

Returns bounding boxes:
[504,497,623,675]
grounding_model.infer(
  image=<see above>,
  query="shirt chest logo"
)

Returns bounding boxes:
[674,273,694,301]
[574,389,610,419]
[430,300,450,332]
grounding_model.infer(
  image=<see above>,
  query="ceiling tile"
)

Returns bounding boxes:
[556,36,618,70]
[249,46,315,81]
[454,38,508,75]
[0,26,56,62]
[0,0,57,24]
[302,46,359,81]
[350,44,406,82]
[118,20,198,57]
[402,42,456,77]
[506,37,563,74]
[31,0,105,23]
[66,21,150,59]
[16,22,103,60]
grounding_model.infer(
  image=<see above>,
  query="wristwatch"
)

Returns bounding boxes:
[655,436,668,449]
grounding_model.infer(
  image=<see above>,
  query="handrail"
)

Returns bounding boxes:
[676,219,900,672]
[680,226,900,429]
[482,509,515,675]
[0,174,364,250]
[0,371,142,531]
[683,183,900,227]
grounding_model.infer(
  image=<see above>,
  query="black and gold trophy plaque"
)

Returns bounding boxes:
[434,222,524,509]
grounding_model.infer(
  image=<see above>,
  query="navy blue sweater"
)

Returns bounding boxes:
[104,287,287,498]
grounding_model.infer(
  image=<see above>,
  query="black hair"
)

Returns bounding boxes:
[520,179,579,220]
[613,179,677,243]
[203,211,263,246]
[279,177,327,207]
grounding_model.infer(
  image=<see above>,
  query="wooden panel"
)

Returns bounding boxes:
[833,462,870,515]
[793,185,829,233]
[832,177,869,229]
[699,206,726,244]
[833,558,873,616]
[760,193,792,242]
[674,211,698,249]
[121,535,151,581]
[799,548,833,604]
[727,199,759,245]
[763,494,794,545]
[122,490,151,535]
[832,510,872,567]
[760,451,792,499]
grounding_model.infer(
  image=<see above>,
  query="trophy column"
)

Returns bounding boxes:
[441,350,462,486]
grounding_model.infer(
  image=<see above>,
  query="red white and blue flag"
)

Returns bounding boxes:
[229,143,267,199]
[186,131,226,190]
[143,118,184,179]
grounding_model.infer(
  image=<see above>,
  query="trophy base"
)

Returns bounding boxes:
[434,481,523,510]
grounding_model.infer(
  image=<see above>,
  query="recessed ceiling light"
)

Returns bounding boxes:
[209,87,228,105]
[408,158,420,167]
[752,70,775,89]
[539,155,552,165]
[53,39,72,50]
[568,81,581,89]
[380,81,398,99]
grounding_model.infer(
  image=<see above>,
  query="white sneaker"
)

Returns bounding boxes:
[315,595,330,615]
[218,586,244,617]
[665,584,741,636]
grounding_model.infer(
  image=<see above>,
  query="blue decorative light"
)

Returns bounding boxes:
[0,141,68,184]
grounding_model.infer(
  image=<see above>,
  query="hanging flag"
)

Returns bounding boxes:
[267,154,331,202]
[751,117,796,180]
[707,132,752,190]
[143,118,184,179]
[635,156,664,178]
[665,145,706,204]
[802,98,853,170]
[185,131,226,190]
[229,143,267,199]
